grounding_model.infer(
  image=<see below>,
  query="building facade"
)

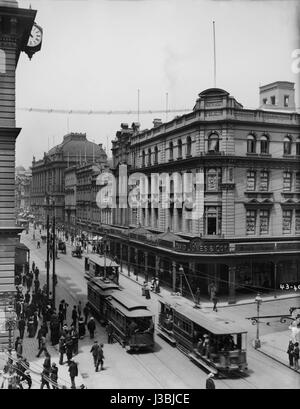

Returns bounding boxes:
[0,0,37,347]
[30,133,107,226]
[15,166,32,213]
[100,86,299,303]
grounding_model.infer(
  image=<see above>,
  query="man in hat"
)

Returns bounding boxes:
[50,363,58,389]
[206,373,216,389]
[87,317,96,339]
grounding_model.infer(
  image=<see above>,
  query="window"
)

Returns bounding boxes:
[283,136,292,155]
[270,96,276,105]
[154,146,158,164]
[259,171,269,191]
[259,210,269,234]
[186,136,192,157]
[205,206,221,235]
[295,172,300,192]
[282,210,292,234]
[247,134,256,153]
[296,138,300,156]
[247,170,256,191]
[169,142,173,161]
[260,135,269,154]
[0,49,6,74]
[208,133,219,152]
[148,148,151,166]
[177,139,182,158]
[142,150,145,167]
[263,98,267,105]
[246,210,256,235]
[283,172,292,191]
[296,210,300,234]
[284,95,289,107]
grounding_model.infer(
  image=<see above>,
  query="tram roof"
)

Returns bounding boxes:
[108,298,154,318]
[89,277,120,291]
[175,305,247,335]
[87,254,119,267]
[110,291,149,312]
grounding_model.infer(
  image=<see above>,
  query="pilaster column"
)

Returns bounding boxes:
[144,252,148,282]
[172,261,176,292]
[228,264,236,304]
[155,255,160,277]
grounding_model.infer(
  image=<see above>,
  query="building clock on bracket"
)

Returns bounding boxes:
[24,22,43,60]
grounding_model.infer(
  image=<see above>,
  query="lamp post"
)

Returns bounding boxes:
[179,265,184,296]
[52,198,56,309]
[5,301,17,366]
[254,293,262,349]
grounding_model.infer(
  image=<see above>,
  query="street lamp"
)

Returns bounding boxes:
[178,265,184,296]
[5,301,17,365]
[254,293,262,349]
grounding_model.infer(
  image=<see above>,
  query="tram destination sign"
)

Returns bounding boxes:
[175,238,229,254]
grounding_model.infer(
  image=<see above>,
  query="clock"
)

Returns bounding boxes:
[24,22,43,59]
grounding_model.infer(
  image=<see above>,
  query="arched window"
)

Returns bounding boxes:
[208,132,219,152]
[0,49,6,74]
[296,137,300,156]
[177,139,182,158]
[169,141,174,161]
[142,150,145,167]
[154,146,158,164]
[148,148,151,166]
[283,136,292,155]
[186,136,192,157]
[247,134,256,153]
[260,135,269,154]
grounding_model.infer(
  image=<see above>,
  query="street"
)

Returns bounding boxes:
[19,228,300,389]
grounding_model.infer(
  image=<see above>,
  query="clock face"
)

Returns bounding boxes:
[27,24,42,48]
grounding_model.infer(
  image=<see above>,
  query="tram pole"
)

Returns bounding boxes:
[104,233,107,279]
[46,214,50,302]
[254,293,262,349]
[52,201,56,309]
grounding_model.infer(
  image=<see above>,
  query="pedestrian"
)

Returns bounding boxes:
[83,303,90,325]
[212,294,219,312]
[34,278,40,293]
[71,325,79,355]
[43,352,51,371]
[145,282,151,300]
[16,339,23,359]
[208,282,217,301]
[24,291,30,304]
[293,342,299,371]
[106,321,114,344]
[205,373,216,389]
[96,344,104,372]
[59,335,66,365]
[37,240,41,249]
[77,301,82,318]
[68,360,78,389]
[87,317,96,339]
[27,315,35,338]
[40,367,50,389]
[18,317,26,339]
[90,341,100,369]
[155,277,160,293]
[287,340,294,367]
[65,335,73,364]
[34,267,40,280]
[78,316,85,339]
[71,306,78,327]
[36,335,48,358]
[50,363,58,389]
[14,337,20,352]
[21,370,32,389]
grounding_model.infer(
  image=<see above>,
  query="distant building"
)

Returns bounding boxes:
[15,166,32,212]
[30,133,107,226]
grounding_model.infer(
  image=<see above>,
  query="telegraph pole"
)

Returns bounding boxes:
[46,213,50,302]
[104,233,107,279]
[52,201,56,309]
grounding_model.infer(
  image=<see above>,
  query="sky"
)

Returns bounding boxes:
[15,0,300,168]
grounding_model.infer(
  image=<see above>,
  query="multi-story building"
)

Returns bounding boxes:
[101,84,300,303]
[31,133,107,226]
[15,166,32,212]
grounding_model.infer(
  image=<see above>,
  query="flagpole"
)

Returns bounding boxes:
[213,20,216,88]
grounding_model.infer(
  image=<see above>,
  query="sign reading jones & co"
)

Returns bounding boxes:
[175,237,229,253]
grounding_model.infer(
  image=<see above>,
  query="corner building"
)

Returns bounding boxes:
[105,86,300,303]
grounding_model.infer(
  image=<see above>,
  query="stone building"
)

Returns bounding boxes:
[15,166,32,212]
[100,85,300,303]
[30,133,107,226]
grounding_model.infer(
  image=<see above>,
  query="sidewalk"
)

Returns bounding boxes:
[119,266,300,309]
[257,330,300,374]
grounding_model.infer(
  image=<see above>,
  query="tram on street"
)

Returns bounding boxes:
[157,299,248,376]
[84,254,119,284]
[87,276,155,352]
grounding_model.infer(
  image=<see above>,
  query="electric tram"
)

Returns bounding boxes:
[158,299,248,376]
[85,254,119,284]
[87,276,155,352]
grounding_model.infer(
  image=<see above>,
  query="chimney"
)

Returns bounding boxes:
[132,122,140,132]
[121,123,129,130]
[153,118,162,128]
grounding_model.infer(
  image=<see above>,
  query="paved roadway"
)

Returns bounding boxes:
[20,230,300,389]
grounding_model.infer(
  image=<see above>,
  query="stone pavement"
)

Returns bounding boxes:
[258,330,300,375]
